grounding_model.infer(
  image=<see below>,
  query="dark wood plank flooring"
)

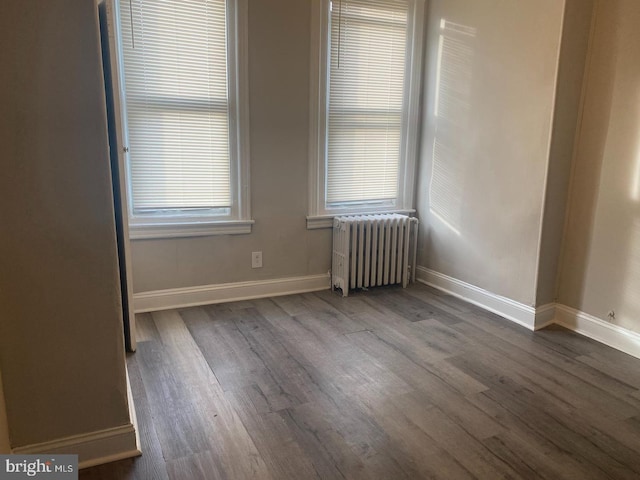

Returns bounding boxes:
[81,284,640,479]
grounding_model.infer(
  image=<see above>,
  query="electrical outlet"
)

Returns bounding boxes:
[252,251,263,268]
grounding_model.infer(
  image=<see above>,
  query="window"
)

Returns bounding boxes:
[308,0,425,229]
[108,0,251,239]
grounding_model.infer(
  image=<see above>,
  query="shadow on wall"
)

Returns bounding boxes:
[616,49,640,331]
[560,0,640,333]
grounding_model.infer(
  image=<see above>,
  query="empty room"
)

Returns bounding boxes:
[2,0,640,479]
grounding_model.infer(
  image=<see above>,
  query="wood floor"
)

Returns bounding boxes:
[81,284,640,479]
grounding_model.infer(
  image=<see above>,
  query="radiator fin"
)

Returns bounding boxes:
[332,214,419,297]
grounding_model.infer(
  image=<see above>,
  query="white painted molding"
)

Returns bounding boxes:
[134,273,331,313]
[307,0,327,220]
[12,424,140,470]
[232,0,252,224]
[534,303,557,331]
[125,368,141,467]
[416,266,640,359]
[416,266,538,330]
[554,305,640,360]
[306,215,335,230]
[11,366,141,469]
[129,219,254,240]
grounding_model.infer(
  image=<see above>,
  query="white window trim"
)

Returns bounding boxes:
[106,0,252,240]
[307,0,424,230]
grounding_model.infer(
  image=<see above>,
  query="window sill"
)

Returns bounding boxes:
[306,209,416,230]
[130,219,254,240]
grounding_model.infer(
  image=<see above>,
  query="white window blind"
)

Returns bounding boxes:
[326,0,409,207]
[119,0,231,214]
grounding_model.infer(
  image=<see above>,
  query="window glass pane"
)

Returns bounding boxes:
[326,0,409,206]
[119,0,231,213]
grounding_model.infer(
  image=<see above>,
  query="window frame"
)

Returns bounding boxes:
[307,0,425,229]
[106,0,252,240]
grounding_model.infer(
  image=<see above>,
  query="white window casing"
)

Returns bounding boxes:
[106,0,251,239]
[307,0,425,229]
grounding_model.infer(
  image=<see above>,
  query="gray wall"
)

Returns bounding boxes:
[558,0,640,334]
[131,0,332,293]
[536,0,595,306]
[416,0,565,306]
[0,0,131,447]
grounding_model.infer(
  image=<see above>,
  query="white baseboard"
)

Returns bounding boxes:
[534,303,557,330]
[11,368,141,469]
[12,424,141,469]
[415,266,538,330]
[125,368,141,468]
[416,266,640,359]
[555,305,640,360]
[133,273,331,313]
